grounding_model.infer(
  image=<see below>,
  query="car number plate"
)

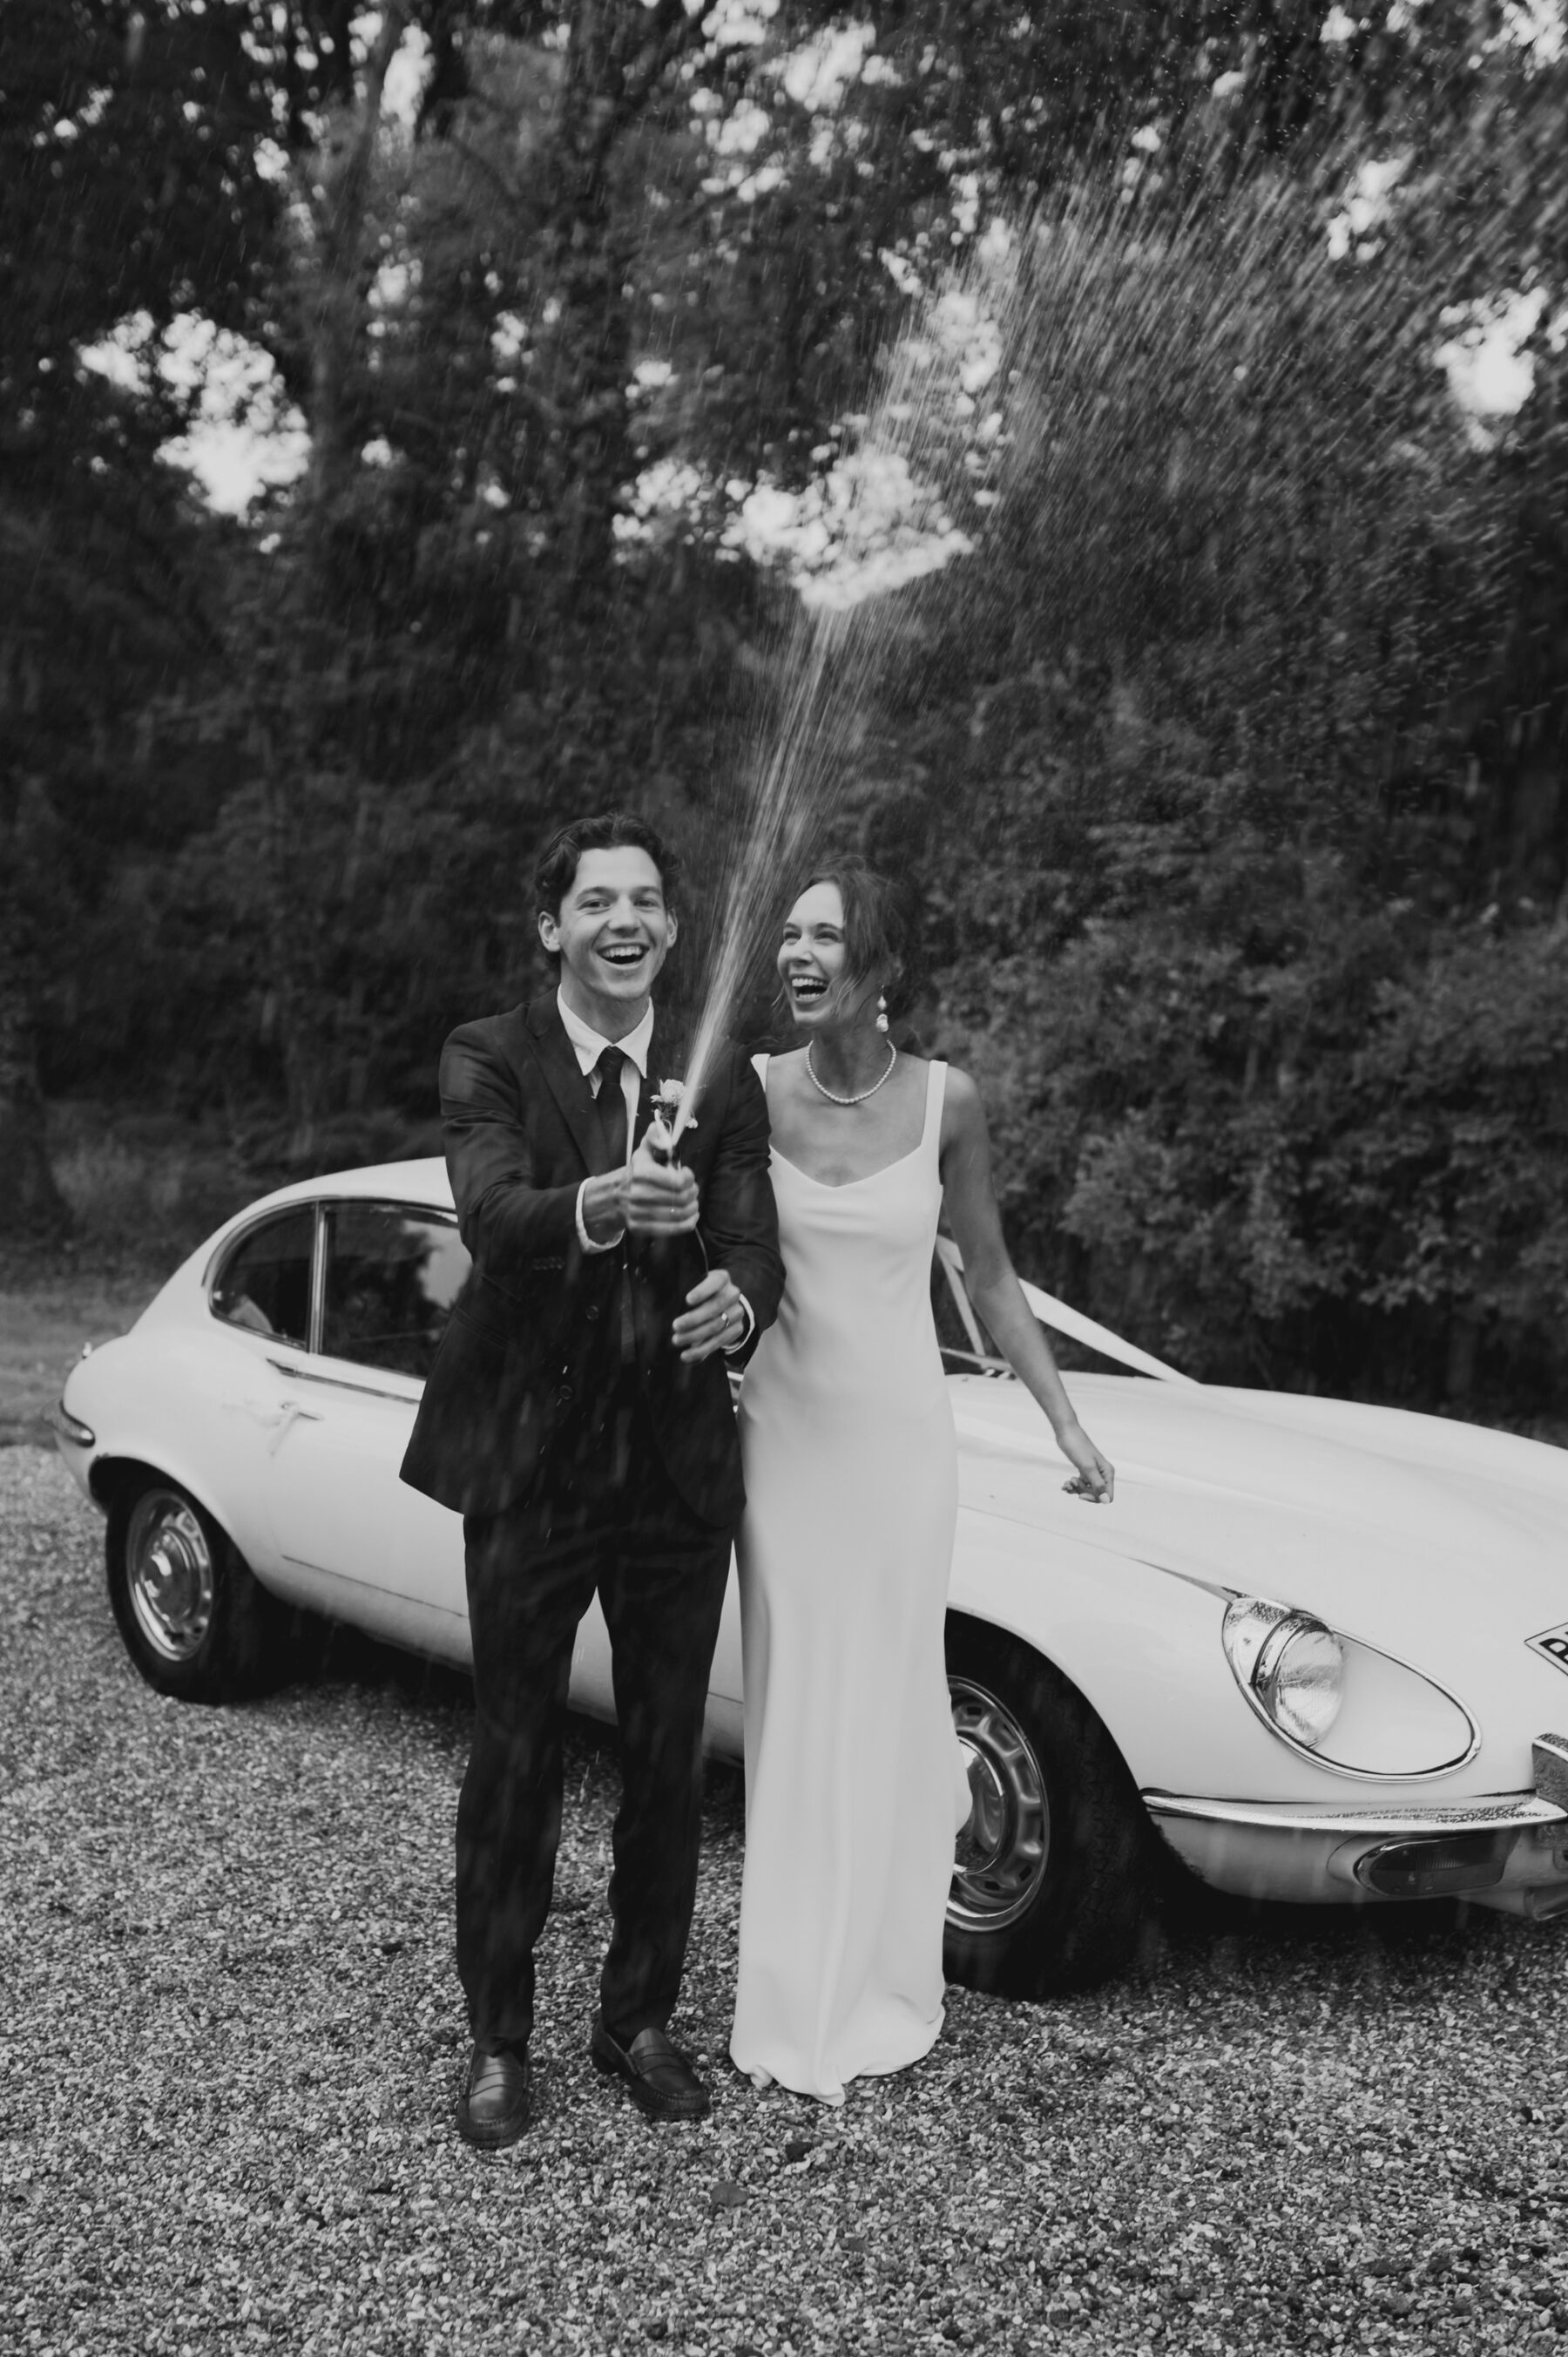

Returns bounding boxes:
[1528,1622,1568,1677]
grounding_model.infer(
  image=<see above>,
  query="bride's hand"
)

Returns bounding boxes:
[1059,1424,1115,1505]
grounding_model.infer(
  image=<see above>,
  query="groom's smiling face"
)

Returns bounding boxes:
[541,844,677,1031]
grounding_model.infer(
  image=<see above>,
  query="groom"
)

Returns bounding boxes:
[401,811,783,2147]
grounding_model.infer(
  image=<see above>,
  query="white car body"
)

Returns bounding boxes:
[55,1158,1568,1929]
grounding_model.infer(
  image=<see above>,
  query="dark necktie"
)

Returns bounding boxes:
[594,1045,628,1175]
[593,1046,636,1369]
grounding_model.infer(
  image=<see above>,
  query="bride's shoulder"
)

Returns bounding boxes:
[936,1061,984,1134]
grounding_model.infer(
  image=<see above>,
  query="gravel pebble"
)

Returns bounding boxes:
[3,1444,1567,2356]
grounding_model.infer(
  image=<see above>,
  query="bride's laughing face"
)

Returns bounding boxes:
[778,883,880,1030]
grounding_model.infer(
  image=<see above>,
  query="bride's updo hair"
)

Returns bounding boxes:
[792,855,912,1006]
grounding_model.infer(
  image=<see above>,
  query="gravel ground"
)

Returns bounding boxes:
[3,1446,1566,2357]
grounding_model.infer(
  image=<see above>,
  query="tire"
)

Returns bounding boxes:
[943,1615,1152,1996]
[106,1476,285,1704]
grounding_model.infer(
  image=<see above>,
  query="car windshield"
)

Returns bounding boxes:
[321,1202,470,1380]
[210,1207,315,1344]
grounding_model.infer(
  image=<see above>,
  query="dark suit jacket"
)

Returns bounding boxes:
[400,994,784,1525]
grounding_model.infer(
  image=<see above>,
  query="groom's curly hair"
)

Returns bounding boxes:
[534,811,683,962]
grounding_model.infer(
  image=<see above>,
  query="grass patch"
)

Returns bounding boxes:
[21,1099,443,1273]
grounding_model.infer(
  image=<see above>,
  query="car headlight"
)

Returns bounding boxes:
[1222,1595,1477,1778]
[1224,1599,1345,1748]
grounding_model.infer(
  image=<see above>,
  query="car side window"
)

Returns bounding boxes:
[321,1203,470,1382]
[210,1208,315,1345]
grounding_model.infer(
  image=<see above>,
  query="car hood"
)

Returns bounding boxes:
[950,1371,1568,1667]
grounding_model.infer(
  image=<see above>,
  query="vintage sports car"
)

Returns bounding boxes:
[53,1159,1568,1994]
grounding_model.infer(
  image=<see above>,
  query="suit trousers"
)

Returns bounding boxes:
[456,1389,733,2053]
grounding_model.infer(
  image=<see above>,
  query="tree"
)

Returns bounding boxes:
[1,0,277,1228]
[848,68,1568,1417]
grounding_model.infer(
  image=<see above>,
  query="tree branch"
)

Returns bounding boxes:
[618,2,713,127]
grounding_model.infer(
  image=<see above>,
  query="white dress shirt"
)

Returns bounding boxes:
[556,988,752,1348]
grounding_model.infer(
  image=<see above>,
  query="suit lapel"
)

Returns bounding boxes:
[524,996,605,1177]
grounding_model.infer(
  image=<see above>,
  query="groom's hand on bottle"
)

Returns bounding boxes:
[624,1132,700,1235]
[579,1140,697,1243]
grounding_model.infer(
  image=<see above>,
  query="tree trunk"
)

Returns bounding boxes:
[542,156,636,604]
[546,0,709,604]
[1444,1307,1481,1405]
[300,3,409,524]
[0,930,71,1239]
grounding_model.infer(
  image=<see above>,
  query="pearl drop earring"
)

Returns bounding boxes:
[876,993,889,1033]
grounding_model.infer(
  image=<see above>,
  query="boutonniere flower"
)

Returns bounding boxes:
[644,1076,695,1167]
[652,1077,694,1134]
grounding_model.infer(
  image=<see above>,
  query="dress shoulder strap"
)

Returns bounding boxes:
[922,1059,947,1154]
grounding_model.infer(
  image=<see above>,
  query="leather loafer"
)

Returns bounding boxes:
[456,2042,531,2148]
[590,2015,711,2123]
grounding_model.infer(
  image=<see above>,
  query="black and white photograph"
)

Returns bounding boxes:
[3,3,1567,2353]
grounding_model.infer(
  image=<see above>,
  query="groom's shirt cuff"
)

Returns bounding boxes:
[575,1180,623,1254]
[722,1294,755,1355]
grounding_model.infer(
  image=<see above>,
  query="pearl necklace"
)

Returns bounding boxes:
[805,1040,898,1106]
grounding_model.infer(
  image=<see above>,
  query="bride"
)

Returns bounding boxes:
[729,857,1116,2105]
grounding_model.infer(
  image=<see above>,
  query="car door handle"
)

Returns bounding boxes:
[226,1397,324,1453]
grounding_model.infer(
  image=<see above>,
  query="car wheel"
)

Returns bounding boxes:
[106,1478,283,1703]
[943,1616,1151,1995]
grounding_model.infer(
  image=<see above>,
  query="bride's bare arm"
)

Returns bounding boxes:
[938,1067,1115,1504]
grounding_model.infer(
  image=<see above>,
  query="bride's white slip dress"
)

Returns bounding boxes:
[730,1056,970,2104]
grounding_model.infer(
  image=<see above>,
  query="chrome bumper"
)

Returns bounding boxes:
[1144,1736,1568,1916]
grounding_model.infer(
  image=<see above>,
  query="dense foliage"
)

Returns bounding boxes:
[3,0,1565,1424]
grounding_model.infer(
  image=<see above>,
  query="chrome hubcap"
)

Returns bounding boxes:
[949,1676,1050,1931]
[125,1492,215,1663]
